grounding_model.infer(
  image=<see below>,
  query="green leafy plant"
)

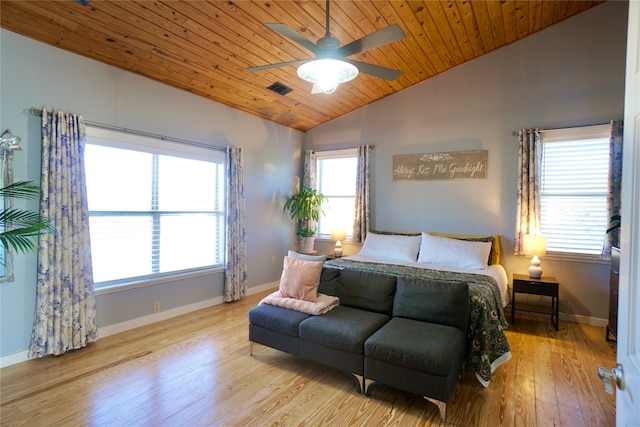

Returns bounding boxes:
[283,187,326,237]
[0,180,55,255]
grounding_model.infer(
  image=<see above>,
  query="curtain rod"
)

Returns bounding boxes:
[511,121,615,137]
[27,108,226,151]
[310,145,375,153]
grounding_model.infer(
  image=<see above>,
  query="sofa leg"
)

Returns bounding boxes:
[424,397,446,423]
[365,381,382,397]
[345,372,363,394]
[249,341,255,356]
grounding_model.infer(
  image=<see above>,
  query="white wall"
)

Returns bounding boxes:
[0,29,301,359]
[307,1,628,323]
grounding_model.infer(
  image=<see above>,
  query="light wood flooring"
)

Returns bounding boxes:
[0,289,616,426]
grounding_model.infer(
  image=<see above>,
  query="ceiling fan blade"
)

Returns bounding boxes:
[335,24,406,58]
[246,59,308,72]
[344,59,403,81]
[265,23,319,54]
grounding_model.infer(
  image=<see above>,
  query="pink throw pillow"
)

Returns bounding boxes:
[278,256,324,302]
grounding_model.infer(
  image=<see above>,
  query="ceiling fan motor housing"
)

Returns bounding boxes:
[316,35,341,58]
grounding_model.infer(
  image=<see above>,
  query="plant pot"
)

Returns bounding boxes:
[298,236,316,254]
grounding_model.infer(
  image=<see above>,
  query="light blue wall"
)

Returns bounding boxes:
[306,2,628,321]
[0,1,628,359]
[0,29,301,358]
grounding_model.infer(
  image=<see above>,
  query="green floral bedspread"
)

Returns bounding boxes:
[324,258,510,385]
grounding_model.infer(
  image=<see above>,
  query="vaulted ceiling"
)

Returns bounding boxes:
[1,1,604,131]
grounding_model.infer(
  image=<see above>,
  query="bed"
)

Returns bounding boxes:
[323,231,512,387]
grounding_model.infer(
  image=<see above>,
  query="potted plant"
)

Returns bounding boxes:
[283,187,326,253]
[0,180,55,263]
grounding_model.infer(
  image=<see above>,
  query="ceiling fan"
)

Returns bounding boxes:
[246,0,406,94]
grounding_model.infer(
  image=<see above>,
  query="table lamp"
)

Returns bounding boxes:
[524,234,547,279]
[331,226,346,257]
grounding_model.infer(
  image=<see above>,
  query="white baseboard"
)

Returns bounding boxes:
[0,350,29,368]
[508,305,608,328]
[99,281,277,338]
[0,281,278,369]
[560,312,608,327]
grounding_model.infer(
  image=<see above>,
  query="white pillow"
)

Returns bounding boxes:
[287,250,327,262]
[417,232,491,270]
[358,232,421,263]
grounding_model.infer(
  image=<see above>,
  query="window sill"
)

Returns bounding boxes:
[94,266,224,296]
[543,252,610,265]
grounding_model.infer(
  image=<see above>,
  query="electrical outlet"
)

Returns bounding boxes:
[153,301,160,313]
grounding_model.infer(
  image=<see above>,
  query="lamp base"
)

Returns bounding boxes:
[528,265,543,279]
[334,241,343,257]
[528,255,543,279]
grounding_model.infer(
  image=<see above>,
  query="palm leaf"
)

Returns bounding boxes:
[0,180,41,200]
[0,181,55,254]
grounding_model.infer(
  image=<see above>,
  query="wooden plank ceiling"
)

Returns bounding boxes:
[0,0,604,131]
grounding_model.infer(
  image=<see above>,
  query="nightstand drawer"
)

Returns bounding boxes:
[513,280,558,297]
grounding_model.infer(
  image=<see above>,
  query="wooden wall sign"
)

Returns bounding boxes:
[392,150,488,181]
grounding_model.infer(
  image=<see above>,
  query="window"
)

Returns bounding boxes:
[316,149,357,239]
[85,127,226,287]
[539,124,610,255]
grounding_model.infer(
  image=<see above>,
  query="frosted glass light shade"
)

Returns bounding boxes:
[297,59,358,94]
[523,235,547,257]
[331,226,346,242]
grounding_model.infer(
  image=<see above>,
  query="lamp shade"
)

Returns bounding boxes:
[523,235,547,257]
[297,59,358,94]
[331,225,346,242]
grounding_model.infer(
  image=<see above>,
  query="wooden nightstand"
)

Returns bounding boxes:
[511,273,559,330]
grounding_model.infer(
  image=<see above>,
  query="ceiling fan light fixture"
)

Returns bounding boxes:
[297,59,358,94]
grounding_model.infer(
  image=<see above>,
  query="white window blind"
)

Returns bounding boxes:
[316,149,357,238]
[540,125,610,255]
[85,126,226,286]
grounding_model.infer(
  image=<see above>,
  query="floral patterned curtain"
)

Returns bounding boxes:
[514,129,541,255]
[30,108,97,357]
[302,150,317,189]
[601,120,624,258]
[224,146,247,302]
[353,145,372,243]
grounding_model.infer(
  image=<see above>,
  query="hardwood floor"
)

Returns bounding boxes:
[0,289,616,426]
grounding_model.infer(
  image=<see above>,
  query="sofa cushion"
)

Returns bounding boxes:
[364,317,466,377]
[317,267,341,296]
[337,269,397,315]
[299,306,390,354]
[393,278,469,331]
[248,304,311,337]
